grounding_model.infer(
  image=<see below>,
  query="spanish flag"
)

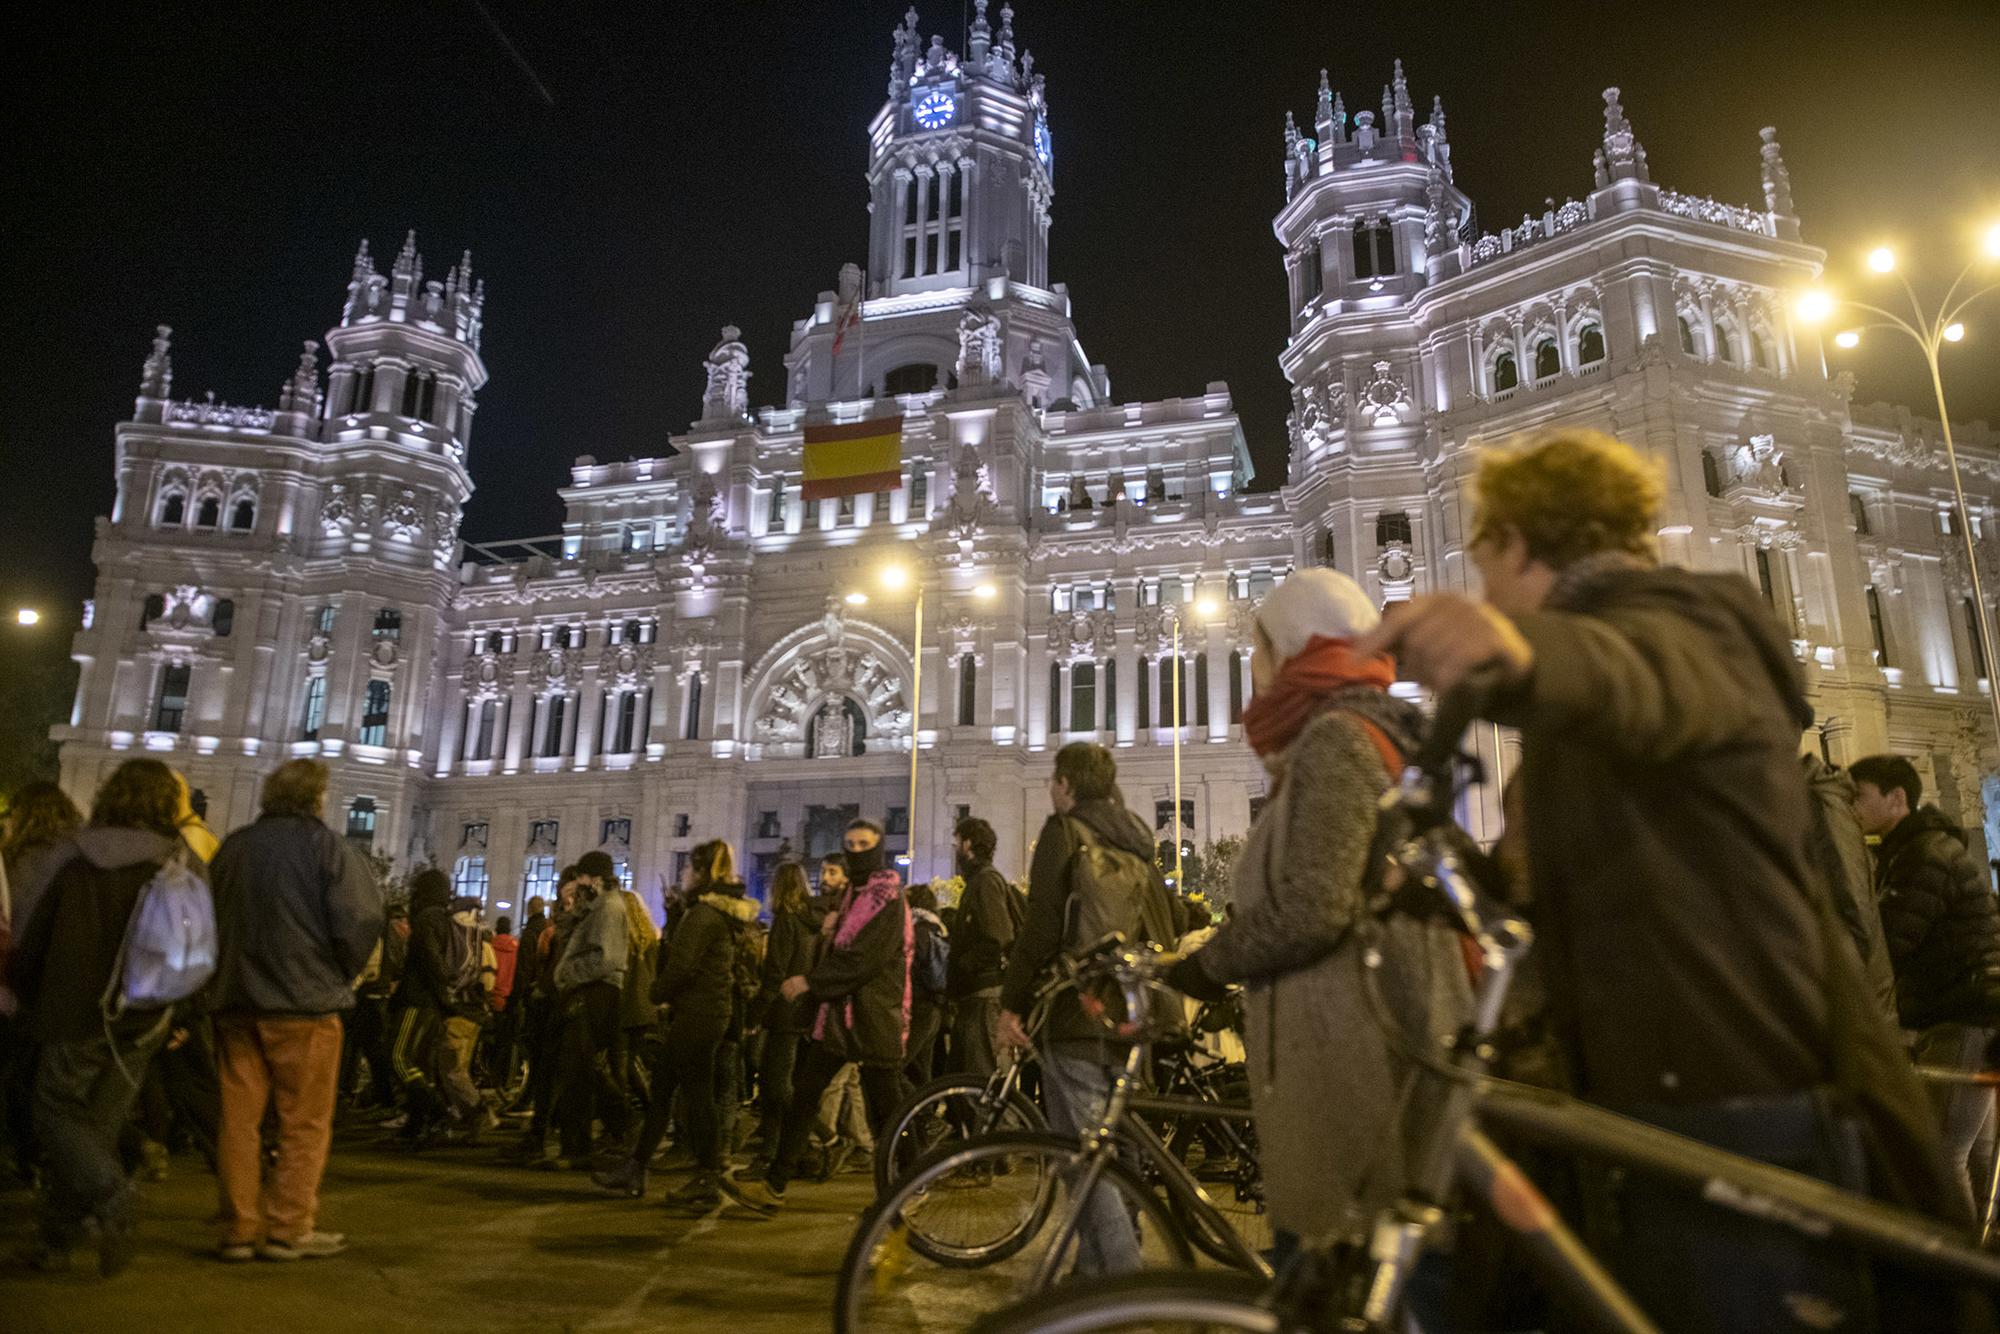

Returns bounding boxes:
[801,416,903,501]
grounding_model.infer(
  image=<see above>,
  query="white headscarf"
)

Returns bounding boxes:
[1253,568,1380,665]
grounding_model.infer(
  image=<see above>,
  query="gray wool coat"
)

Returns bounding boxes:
[1190,688,1473,1241]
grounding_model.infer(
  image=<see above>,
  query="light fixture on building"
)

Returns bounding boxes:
[843,591,869,606]
[1833,330,1861,349]
[1867,246,1896,273]
[972,582,997,600]
[15,608,40,626]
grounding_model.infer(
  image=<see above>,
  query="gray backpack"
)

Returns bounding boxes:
[1060,818,1174,954]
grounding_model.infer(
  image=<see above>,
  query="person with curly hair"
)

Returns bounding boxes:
[1359,429,1964,1328]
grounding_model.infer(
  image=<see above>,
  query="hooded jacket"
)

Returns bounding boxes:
[1875,804,2000,1030]
[652,882,757,1031]
[1002,795,1176,1049]
[805,871,911,1064]
[391,873,457,1012]
[209,813,384,1017]
[947,859,1017,999]
[553,889,629,997]
[12,828,196,1043]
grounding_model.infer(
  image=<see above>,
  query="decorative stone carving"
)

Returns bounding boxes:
[955,306,1002,385]
[382,488,425,542]
[812,699,855,759]
[370,640,400,668]
[946,612,982,662]
[1293,372,1348,453]
[431,504,458,560]
[677,629,711,681]
[701,326,751,421]
[1045,610,1116,660]
[600,642,653,687]
[749,614,914,756]
[528,648,583,691]
[461,652,516,695]
[1724,433,1791,495]
[1379,546,1417,585]
[1358,360,1411,426]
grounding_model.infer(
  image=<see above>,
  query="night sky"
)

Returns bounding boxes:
[4,0,1998,640]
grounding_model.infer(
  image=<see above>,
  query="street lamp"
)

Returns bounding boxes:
[1161,594,1221,891]
[844,560,937,878]
[14,608,40,626]
[1799,226,2000,762]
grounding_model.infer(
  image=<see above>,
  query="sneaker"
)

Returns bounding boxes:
[840,1147,875,1177]
[217,1242,256,1264]
[259,1231,348,1261]
[591,1158,647,1199]
[819,1141,853,1182]
[718,1173,784,1217]
[663,1171,722,1215]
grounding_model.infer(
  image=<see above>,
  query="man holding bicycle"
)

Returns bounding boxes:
[1359,429,1962,1330]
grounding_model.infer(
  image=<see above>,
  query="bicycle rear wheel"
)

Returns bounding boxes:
[836,1131,1194,1334]
[874,1071,1043,1198]
[969,1270,1283,1334]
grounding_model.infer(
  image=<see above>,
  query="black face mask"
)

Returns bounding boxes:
[843,844,884,881]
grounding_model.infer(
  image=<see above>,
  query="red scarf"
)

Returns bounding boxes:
[1242,635,1397,760]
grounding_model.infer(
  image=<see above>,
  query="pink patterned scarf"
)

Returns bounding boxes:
[813,870,913,1047]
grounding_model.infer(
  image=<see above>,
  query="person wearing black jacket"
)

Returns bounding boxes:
[1852,753,2000,1212]
[594,840,755,1209]
[947,817,1016,1078]
[1359,429,1971,1330]
[722,821,910,1216]
[750,863,818,1161]
[387,868,459,1146]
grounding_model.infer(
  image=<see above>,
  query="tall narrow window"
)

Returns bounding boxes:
[543,694,569,757]
[1702,451,1723,498]
[1228,650,1244,723]
[1577,324,1605,365]
[1352,221,1395,279]
[196,497,221,528]
[957,654,976,727]
[1137,656,1152,730]
[614,691,638,753]
[154,663,191,733]
[300,675,326,741]
[768,487,787,534]
[909,469,929,517]
[1967,599,1989,680]
[360,680,391,746]
[1071,663,1097,734]
[1866,587,1890,666]
[1194,654,1210,727]
[684,673,703,741]
[1104,659,1117,730]
[1754,548,1777,607]
[1534,339,1561,380]
[1302,240,1323,303]
[230,499,255,531]
[1849,494,1870,536]
[1715,325,1737,364]
[1049,660,1061,730]
[1678,316,1698,356]
[1492,351,1518,392]
[313,605,336,636]
[160,493,186,526]
[473,698,497,759]
[351,364,376,415]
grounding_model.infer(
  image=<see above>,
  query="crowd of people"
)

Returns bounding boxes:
[1,427,1998,1329]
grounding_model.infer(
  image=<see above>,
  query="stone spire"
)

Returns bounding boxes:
[1759,127,1795,215]
[1391,59,1415,140]
[1381,83,1394,138]
[1428,95,1452,179]
[140,325,173,399]
[1331,91,1347,145]
[278,340,320,413]
[968,0,990,65]
[988,3,1017,82]
[389,229,423,317]
[1314,69,1334,143]
[1597,87,1649,183]
[343,240,378,323]
[1283,111,1302,200]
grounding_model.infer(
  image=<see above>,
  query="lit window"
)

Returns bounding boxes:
[452,855,489,901]
[345,798,377,850]
[372,608,401,642]
[300,675,326,741]
[359,680,391,746]
[153,663,191,733]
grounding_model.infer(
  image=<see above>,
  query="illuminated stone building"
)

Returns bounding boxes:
[58,5,2000,911]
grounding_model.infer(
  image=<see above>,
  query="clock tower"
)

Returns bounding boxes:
[866,3,1054,297]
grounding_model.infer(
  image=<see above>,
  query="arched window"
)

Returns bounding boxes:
[1534,338,1561,380]
[1577,324,1605,365]
[359,680,391,746]
[230,499,255,532]
[159,493,186,526]
[196,496,221,528]
[1070,662,1096,733]
[957,653,977,727]
[1678,315,1698,355]
[1714,323,1737,364]
[1491,350,1518,392]
[883,363,937,396]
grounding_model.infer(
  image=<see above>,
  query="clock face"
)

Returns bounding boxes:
[913,90,956,130]
[1034,118,1052,167]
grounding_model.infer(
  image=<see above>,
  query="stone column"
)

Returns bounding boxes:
[502,683,531,773]
[572,674,602,770]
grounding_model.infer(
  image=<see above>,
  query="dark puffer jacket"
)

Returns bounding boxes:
[652,883,758,1033]
[1875,805,2000,1030]
[759,904,819,1033]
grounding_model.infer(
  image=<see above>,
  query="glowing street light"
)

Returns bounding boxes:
[1811,225,2000,771]
[1795,289,1835,324]
[15,608,40,626]
[972,582,997,601]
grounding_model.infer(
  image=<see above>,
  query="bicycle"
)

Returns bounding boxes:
[832,941,1272,1333]
[970,684,2000,1334]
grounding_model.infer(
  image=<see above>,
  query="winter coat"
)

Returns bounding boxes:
[392,877,460,1012]
[806,871,911,1065]
[1002,797,1176,1050]
[490,934,519,1011]
[12,828,197,1043]
[1188,690,1472,1239]
[1875,805,2000,1030]
[947,860,1017,999]
[620,932,658,1032]
[653,883,758,1033]
[1800,756,1900,1028]
[208,814,384,1017]
[553,891,629,997]
[759,905,819,1033]
[512,911,547,999]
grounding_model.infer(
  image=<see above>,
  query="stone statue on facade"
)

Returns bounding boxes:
[956,306,1002,385]
[701,326,752,421]
[813,698,854,759]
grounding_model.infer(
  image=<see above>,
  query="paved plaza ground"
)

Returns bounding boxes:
[0,1127,885,1333]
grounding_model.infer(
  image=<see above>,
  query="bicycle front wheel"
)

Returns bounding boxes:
[970,1269,1285,1334]
[874,1071,1043,1198]
[835,1131,1194,1334]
